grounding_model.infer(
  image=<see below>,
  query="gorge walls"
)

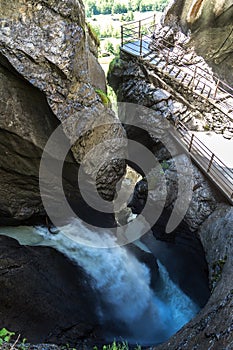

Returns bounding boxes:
[0,0,127,345]
[0,0,126,225]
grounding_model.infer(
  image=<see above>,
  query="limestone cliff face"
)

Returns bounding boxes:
[164,0,233,85]
[0,0,126,224]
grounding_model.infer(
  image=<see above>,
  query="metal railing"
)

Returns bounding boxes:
[121,14,156,56]
[174,121,233,204]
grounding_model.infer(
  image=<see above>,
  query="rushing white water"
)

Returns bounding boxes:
[0,219,199,344]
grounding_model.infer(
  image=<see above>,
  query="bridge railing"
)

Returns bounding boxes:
[175,121,233,203]
[121,14,156,53]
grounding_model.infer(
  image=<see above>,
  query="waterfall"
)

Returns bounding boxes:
[0,219,199,345]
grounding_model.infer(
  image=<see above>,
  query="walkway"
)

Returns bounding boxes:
[120,16,233,205]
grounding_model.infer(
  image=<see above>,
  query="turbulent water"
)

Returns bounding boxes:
[0,219,199,345]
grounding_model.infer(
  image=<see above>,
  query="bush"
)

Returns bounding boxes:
[104,41,115,54]
[108,55,122,72]
[0,328,15,345]
[95,89,111,107]
[94,341,141,350]
[86,22,100,47]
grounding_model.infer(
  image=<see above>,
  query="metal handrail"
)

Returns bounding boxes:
[175,121,233,200]
[121,14,156,46]
[122,30,233,120]
[121,14,156,27]
[149,34,233,96]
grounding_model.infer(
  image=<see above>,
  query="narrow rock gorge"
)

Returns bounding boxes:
[0,0,233,349]
[108,1,233,348]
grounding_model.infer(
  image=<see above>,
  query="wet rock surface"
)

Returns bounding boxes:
[155,205,233,350]
[0,235,99,346]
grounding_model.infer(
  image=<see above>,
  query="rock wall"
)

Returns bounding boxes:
[0,2,126,345]
[108,55,226,228]
[0,235,99,345]
[0,0,126,224]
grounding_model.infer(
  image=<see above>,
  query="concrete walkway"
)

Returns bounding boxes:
[193,131,233,169]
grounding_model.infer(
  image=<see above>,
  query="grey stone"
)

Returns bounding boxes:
[0,235,98,345]
[152,89,171,103]
[0,0,126,224]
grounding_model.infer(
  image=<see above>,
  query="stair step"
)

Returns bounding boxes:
[223,130,232,139]
[143,50,154,58]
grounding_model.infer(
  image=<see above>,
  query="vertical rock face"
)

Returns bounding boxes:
[0,0,126,224]
[164,0,233,85]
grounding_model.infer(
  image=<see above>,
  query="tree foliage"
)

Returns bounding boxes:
[84,0,169,17]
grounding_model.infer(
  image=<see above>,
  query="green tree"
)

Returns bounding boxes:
[113,2,128,14]
[130,0,142,11]
[140,0,154,12]
[85,0,100,16]
[154,0,169,11]
[104,40,115,54]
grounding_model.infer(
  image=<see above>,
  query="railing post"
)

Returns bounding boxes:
[189,134,194,152]
[140,34,143,57]
[213,79,220,99]
[194,79,200,90]
[121,25,124,47]
[200,83,206,95]
[138,20,141,39]
[191,66,197,89]
[164,50,170,70]
[207,153,214,173]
